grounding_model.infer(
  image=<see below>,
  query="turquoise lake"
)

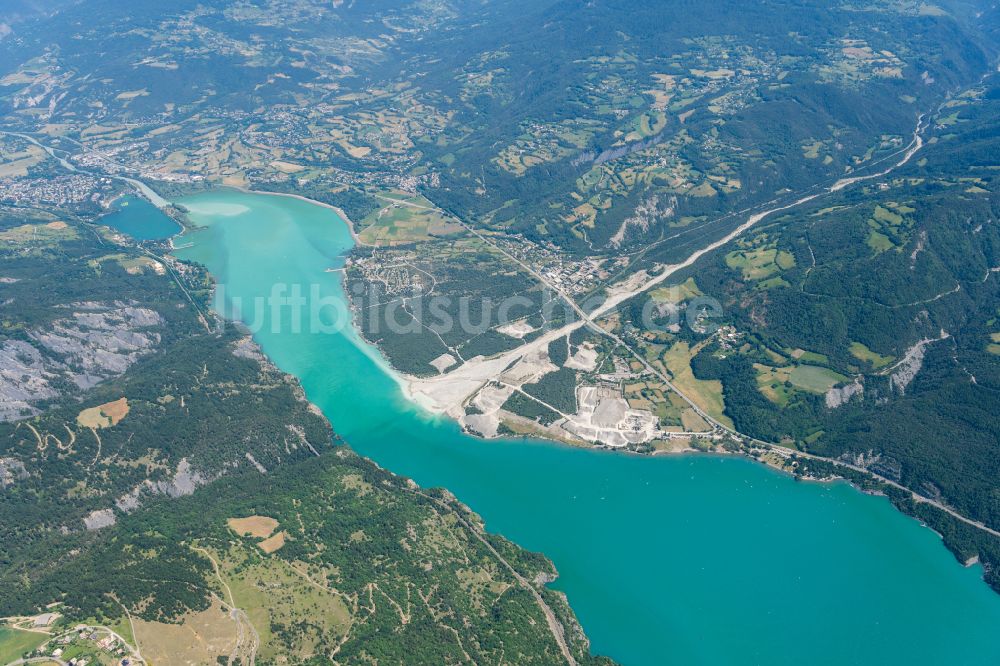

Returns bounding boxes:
[174,190,1000,666]
[100,195,181,240]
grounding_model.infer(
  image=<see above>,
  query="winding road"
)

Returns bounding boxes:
[403,487,579,666]
[191,546,260,666]
[402,109,1000,542]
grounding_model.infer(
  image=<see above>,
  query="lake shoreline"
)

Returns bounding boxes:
[170,188,1000,665]
[169,188,987,508]
[231,188,461,414]
[213,190,983,501]
[238,187,365,246]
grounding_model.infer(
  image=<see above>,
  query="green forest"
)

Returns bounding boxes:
[0,210,607,664]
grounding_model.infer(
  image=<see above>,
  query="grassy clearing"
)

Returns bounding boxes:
[107,615,135,649]
[725,247,794,280]
[758,276,790,289]
[656,393,687,427]
[775,251,796,270]
[116,256,164,275]
[0,221,77,247]
[650,277,702,304]
[662,341,732,427]
[680,408,711,432]
[788,365,848,393]
[0,144,45,177]
[76,397,129,428]
[788,348,829,364]
[0,627,48,663]
[271,160,305,173]
[849,342,894,369]
[988,331,1000,354]
[228,515,279,538]
[259,531,287,554]
[133,599,236,665]
[866,230,895,252]
[689,182,718,197]
[812,205,850,217]
[761,346,788,364]
[755,363,848,403]
[802,140,823,159]
[691,68,735,79]
[937,111,961,127]
[873,205,904,226]
[222,550,351,662]
[889,202,915,214]
[359,193,464,245]
[866,203,912,253]
[631,111,667,139]
[755,364,794,406]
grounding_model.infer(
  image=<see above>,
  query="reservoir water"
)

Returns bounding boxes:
[100,195,181,240]
[174,190,1000,665]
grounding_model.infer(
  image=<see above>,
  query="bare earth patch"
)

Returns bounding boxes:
[271,160,305,173]
[496,321,536,339]
[430,353,457,374]
[228,515,279,539]
[132,598,237,665]
[76,397,129,428]
[258,531,287,554]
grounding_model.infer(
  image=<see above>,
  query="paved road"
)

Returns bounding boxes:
[3,623,147,666]
[7,657,68,666]
[404,487,579,666]
[0,130,170,208]
[390,110,1000,542]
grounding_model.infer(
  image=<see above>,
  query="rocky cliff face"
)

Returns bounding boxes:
[0,301,163,421]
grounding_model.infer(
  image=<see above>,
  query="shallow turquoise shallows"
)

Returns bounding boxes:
[100,195,181,240]
[175,190,1000,666]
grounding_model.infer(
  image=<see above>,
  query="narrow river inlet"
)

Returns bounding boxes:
[175,190,1000,666]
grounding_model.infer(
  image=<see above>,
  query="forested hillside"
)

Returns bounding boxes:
[1,0,1000,652]
[0,209,606,664]
[611,73,1000,587]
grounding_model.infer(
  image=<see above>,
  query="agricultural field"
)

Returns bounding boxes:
[755,363,849,406]
[650,277,703,304]
[227,515,280,538]
[494,120,602,176]
[76,397,130,429]
[357,192,464,246]
[660,341,731,427]
[0,627,48,664]
[816,38,907,84]
[132,599,239,665]
[0,221,76,248]
[866,202,915,253]
[88,254,166,276]
[725,246,796,282]
[988,332,1000,356]
[849,342,895,369]
[0,142,46,178]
